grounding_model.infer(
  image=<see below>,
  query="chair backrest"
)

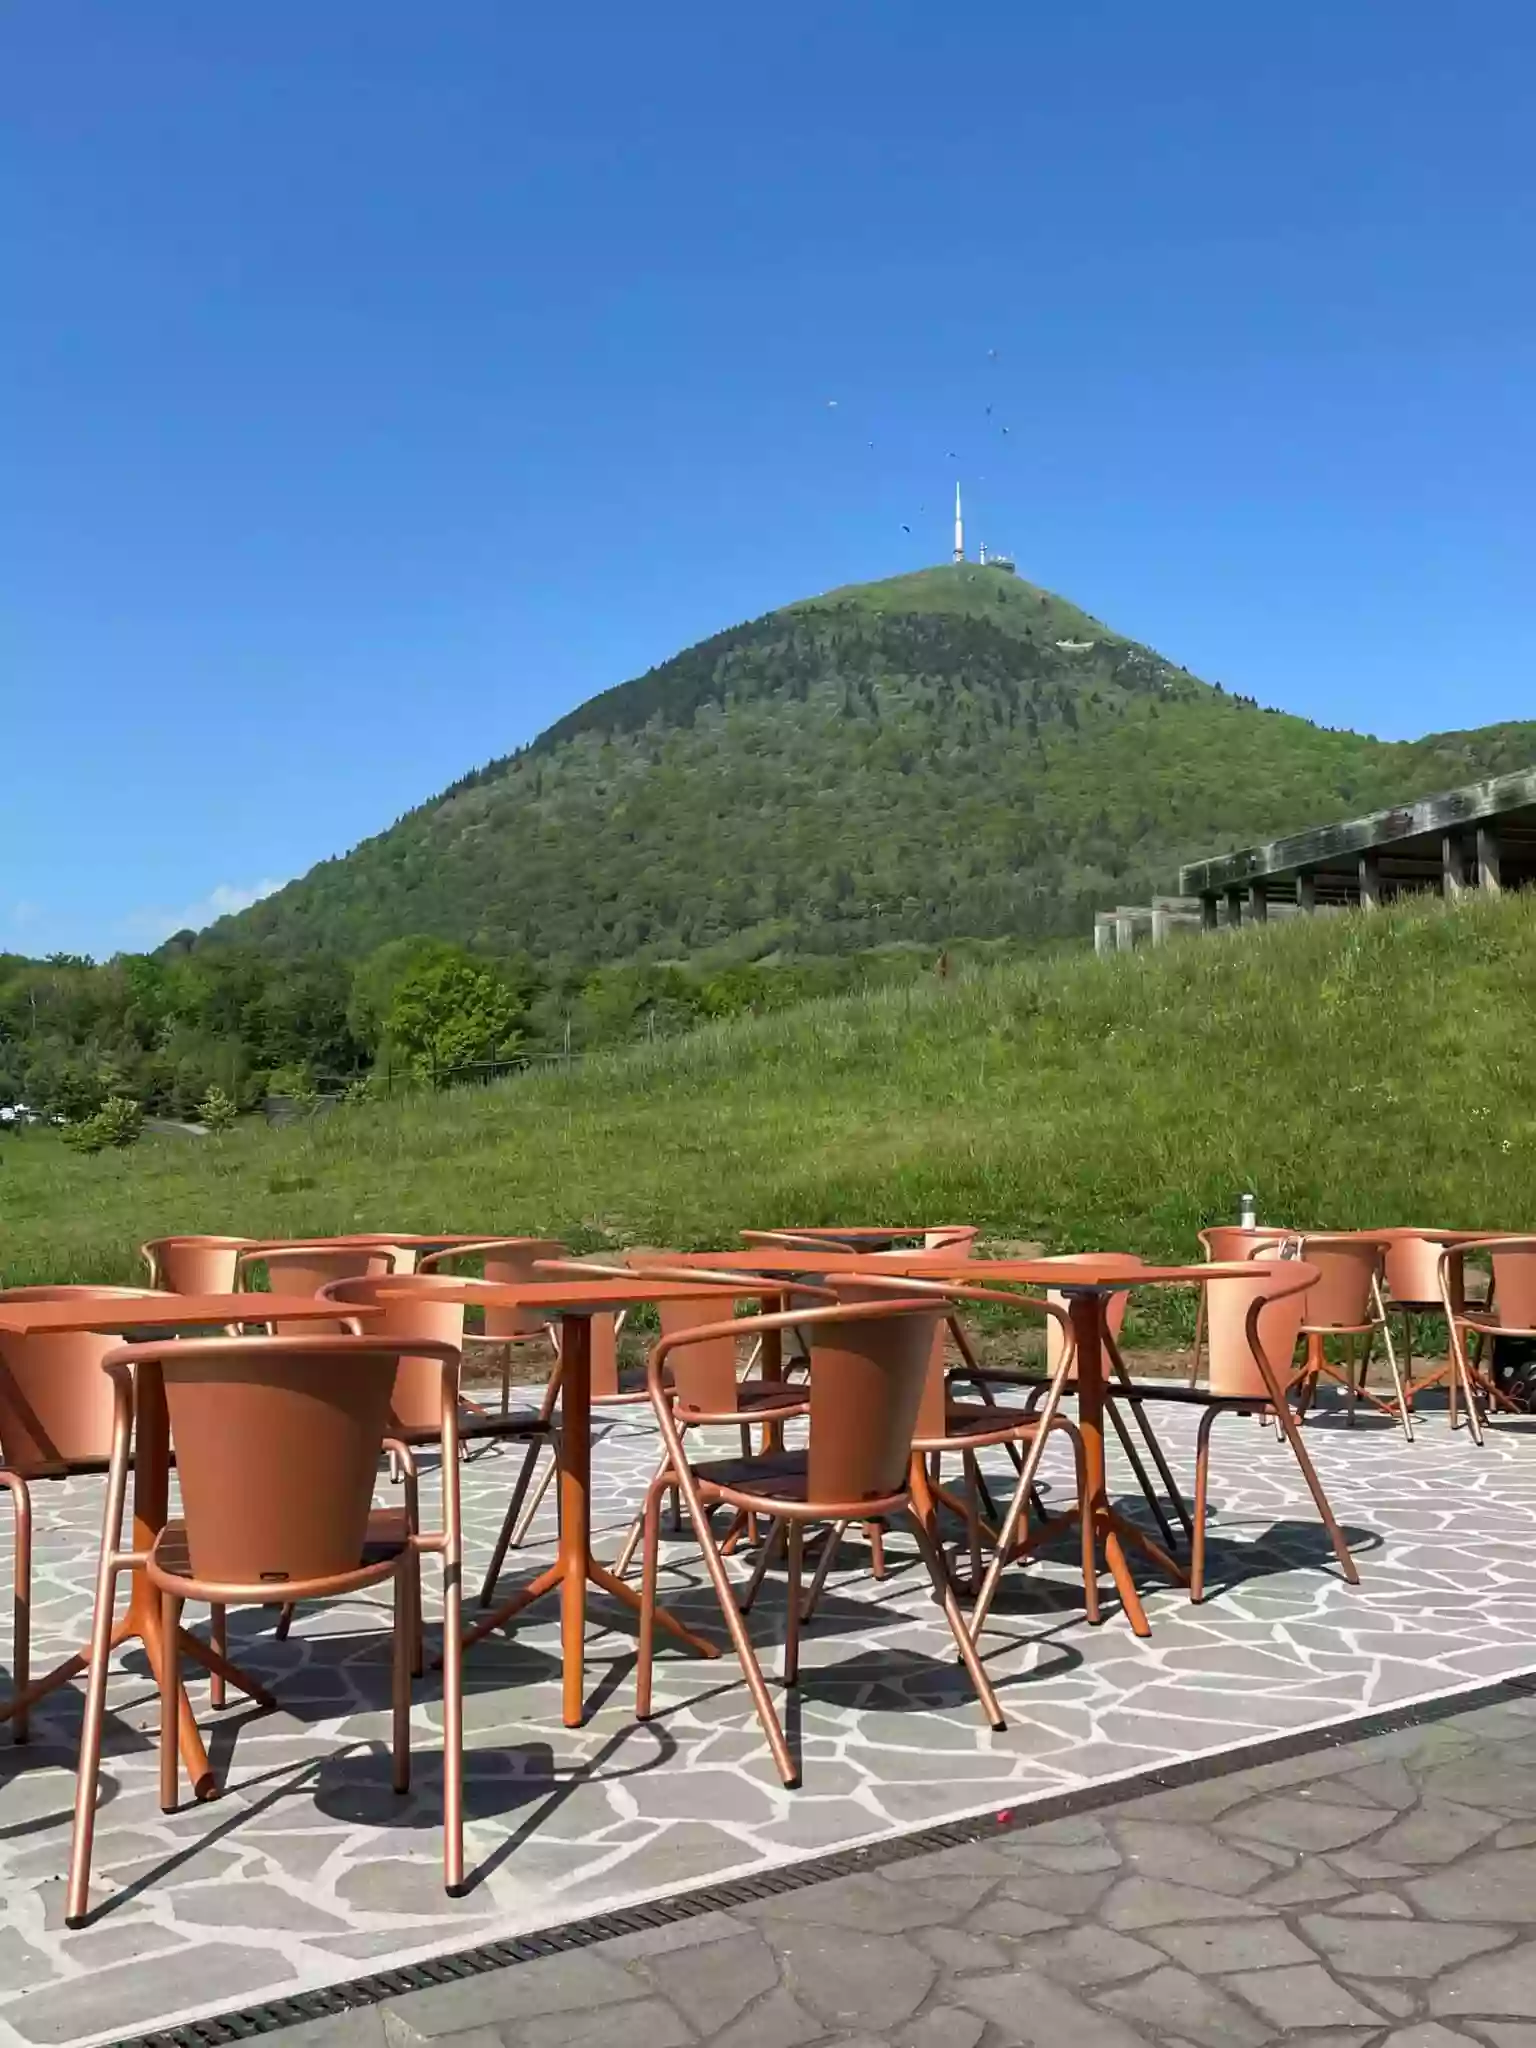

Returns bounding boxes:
[0,1286,166,1477]
[1039,1253,1143,1372]
[1199,1226,1297,1265]
[122,1334,453,1587]
[1488,1239,1536,1331]
[240,1245,397,1297]
[873,1237,978,1433]
[804,1305,944,1505]
[656,1291,743,1414]
[320,1276,466,1434]
[141,1236,253,1294]
[1205,1252,1310,1398]
[1296,1236,1385,1331]
[418,1238,565,1339]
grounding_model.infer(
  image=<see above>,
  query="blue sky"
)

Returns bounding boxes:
[6,1,1533,958]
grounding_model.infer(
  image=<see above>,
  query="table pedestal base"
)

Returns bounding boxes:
[1005,1499,1187,1637]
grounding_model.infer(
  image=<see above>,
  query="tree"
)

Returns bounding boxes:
[384,947,526,1081]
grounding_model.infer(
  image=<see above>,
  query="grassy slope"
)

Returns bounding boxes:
[9,893,1535,1289]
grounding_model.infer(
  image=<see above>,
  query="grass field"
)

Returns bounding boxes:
[5,893,1534,1299]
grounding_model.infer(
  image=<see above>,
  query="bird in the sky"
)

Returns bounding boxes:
[901,524,911,533]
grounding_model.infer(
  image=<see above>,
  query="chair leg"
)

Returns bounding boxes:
[1373,1282,1414,1443]
[1105,1396,1179,1551]
[738,1518,786,1615]
[635,1477,667,1721]
[1,1476,31,1743]
[209,1605,227,1710]
[961,1452,986,1594]
[440,1546,464,1894]
[801,1521,846,1622]
[670,1466,797,1786]
[1070,1428,1101,1624]
[392,1565,412,1794]
[275,1603,295,1641]
[159,1592,184,1813]
[479,1438,548,1605]
[1270,1392,1362,1584]
[782,1523,802,1685]
[864,1520,887,1579]
[509,1439,559,1547]
[906,1508,1005,1731]
[1191,1406,1221,1603]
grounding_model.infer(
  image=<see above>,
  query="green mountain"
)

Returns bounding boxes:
[214,564,1536,963]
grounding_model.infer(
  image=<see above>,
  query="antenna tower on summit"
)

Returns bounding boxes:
[953,482,964,563]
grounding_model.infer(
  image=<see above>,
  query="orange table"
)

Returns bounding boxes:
[0,1291,378,1797]
[644,1250,1285,1637]
[391,1275,763,1726]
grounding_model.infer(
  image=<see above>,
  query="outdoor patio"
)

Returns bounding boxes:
[1,1401,1533,2048]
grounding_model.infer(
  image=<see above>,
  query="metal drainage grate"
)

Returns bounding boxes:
[110,1669,1536,2048]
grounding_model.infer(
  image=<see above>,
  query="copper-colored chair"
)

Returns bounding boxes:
[634,1296,1006,1785]
[237,1244,397,1334]
[1190,1227,1298,1384]
[65,1332,466,1924]
[1104,1258,1361,1602]
[1382,1232,1466,1417]
[417,1238,565,1402]
[141,1236,256,1293]
[0,1286,185,1743]
[1439,1236,1536,1444]
[320,1275,559,1621]
[1289,1234,1410,1437]
[799,1278,1099,1628]
[606,1264,813,1579]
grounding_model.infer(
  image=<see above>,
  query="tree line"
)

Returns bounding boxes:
[0,933,975,1126]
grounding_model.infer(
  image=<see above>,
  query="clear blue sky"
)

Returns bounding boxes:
[6,1,1533,958]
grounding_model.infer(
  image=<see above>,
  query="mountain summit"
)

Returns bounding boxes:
[213,565,1536,963]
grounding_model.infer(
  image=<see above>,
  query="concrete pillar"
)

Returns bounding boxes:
[1094,914,1116,957]
[1246,885,1268,924]
[1477,824,1502,894]
[1225,886,1243,928]
[1150,904,1169,945]
[1443,832,1467,901]
[1358,849,1380,910]
[1201,894,1218,932]
[1296,871,1317,913]
[1115,908,1138,951]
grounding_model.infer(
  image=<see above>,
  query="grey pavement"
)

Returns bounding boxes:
[269,1685,1536,2048]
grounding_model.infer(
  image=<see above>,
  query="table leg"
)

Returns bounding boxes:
[460,1311,719,1727]
[1068,1294,1185,1637]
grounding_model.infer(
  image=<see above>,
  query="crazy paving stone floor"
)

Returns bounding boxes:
[0,1399,1534,2046]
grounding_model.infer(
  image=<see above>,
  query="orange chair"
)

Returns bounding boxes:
[141,1236,255,1293]
[0,1286,188,1743]
[322,1274,561,1640]
[1189,1227,1298,1383]
[66,1332,467,1924]
[1104,1257,1361,1602]
[634,1296,1005,1786]
[799,1278,1098,1631]
[1439,1236,1536,1444]
[1290,1234,1410,1437]
[237,1243,397,1334]
[1382,1232,1466,1416]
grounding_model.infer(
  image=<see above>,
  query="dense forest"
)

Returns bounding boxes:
[212,564,1536,964]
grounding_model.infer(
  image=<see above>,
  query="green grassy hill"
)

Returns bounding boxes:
[209,564,1536,964]
[13,893,1536,1290]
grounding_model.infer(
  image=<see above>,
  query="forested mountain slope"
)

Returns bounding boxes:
[213,565,1536,962]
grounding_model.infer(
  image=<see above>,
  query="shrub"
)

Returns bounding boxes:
[64,1094,144,1154]
[197,1084,238,1134]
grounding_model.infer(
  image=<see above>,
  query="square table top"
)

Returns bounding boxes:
[0,1293,380,1335]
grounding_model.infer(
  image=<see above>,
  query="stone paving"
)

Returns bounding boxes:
[287,1682,1536,2048]
[1,1399,1535,2046]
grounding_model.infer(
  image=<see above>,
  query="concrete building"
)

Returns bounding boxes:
[1178,765,1536,929]
[1093,765,1536,952]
